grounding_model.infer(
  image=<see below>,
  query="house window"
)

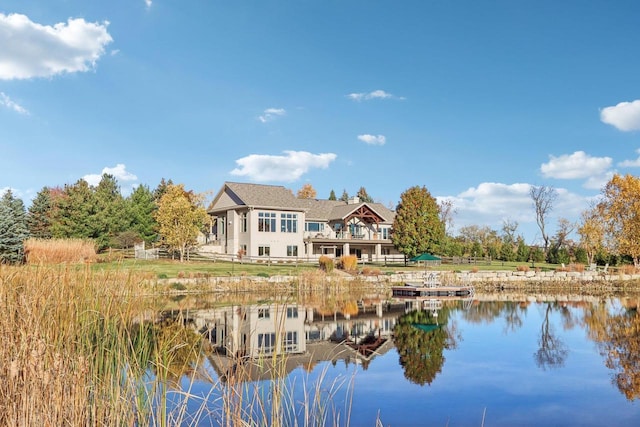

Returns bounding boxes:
[305,222,325,232]
[258,246,270,256]
[287,245,298,257]
[381,228,390,239]
[239,244,247,256]
[258,333,276,353]
[287,307,298,318]
[241,212,248,233]
[258,308,270,319]
[258,212,276,232]
[284,331,298,351]
[382,248,391,255]
[281,213,298,233]
[219,217,226,235]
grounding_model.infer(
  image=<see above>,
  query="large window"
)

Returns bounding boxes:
[258,333,276,353]
[287,307,298,318]
[287,245,298,257]
[284,331,298,351]
[381,227,390,239]
[258,212,276,232]
[305,222,325,233]
[258,246,270,256]
[281,213,298,233]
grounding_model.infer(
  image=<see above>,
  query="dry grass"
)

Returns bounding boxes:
[24,238,97,264]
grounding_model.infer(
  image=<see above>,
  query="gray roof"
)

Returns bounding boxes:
[210,182,395,223]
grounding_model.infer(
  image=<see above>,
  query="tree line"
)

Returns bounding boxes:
[1,174,639,266]
[0,175,208,263]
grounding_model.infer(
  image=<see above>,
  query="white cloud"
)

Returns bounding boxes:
[540,151,613,189]
[347,89,404,102]
[541,151,612,179]
[83,164,138,187]
[0,13,113,80]
[618,148,640,167]
[258,107,286,123]
[600,100,640,131]
[358,134,386,145]
[0,92,28,114]
[145,0,152,8]
[230,151,337,182]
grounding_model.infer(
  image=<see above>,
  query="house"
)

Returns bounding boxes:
[205,182,402,261]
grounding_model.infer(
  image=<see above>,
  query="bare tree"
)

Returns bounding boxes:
[501,219,519,244]
[439,199,456,235]
[530,185,557,253]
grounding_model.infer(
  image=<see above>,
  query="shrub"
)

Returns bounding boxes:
[257,272,269,278]
[516,265,529,272]
[170,282,187,291]
[570,263,585,272]
[339,255,358,271]
[361,267,381,276]
[318,256,334,273]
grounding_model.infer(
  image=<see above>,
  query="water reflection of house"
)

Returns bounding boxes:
[186,302,402,377]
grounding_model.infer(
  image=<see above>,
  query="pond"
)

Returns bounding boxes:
[154,292,640,426]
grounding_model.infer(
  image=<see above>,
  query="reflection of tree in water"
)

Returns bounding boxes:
[393,307,457,386]
[594,306,640,400]
[460,301,526,334]
[534,303,568,370]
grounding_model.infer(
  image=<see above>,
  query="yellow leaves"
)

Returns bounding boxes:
[155,184,208,261]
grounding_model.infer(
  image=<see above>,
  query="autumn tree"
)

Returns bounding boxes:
[155,184,208,262]
[577,204,604,265]
[530,185,557,254]
[392,186,445,259]
[598,174,640,266]
[0,190,29,263]
[296,183,317,199]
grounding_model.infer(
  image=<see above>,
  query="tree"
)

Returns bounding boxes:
[339,189,349,202]
[153,178,174,202]
[296,183,317,199]
[93,174,128,250]
[501,219,518,245]
[27,187,53,239]
[516,237,530,262]
[328,189,337,201]
[530,185,557,254]
[155,184,208,262]
[598,174,640,266]
[50,179,97,240]
[0,190,29,263]
[127,184,158,244]
[439,199,456,235]
[577,204,604,265]
[356,186,374,203]
[392,186,445,259]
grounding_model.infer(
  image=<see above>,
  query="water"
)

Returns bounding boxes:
[158,294,640,426]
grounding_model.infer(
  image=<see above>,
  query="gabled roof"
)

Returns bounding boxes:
[209,182,301,213]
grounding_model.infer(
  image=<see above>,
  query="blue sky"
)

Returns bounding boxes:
[1,0,640,243]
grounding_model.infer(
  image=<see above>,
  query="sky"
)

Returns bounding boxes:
[1,0,640,244]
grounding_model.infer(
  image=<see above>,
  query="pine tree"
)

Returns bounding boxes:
[340,189,349,202]
[328,189,337,200]
[51,179,97,239]
[27,186,53,239]
[94,174,127,249]
[0,190,29,263]
[356,186,374,203]
[127,184,158,244]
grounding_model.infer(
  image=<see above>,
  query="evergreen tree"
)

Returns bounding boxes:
[127,184,158,244]
[153,178,174,202]
[328,189,337,201]
[340,189,349,202]
[93,174,128,249]
[356,186,374,203]
[392,186,445,259]
[27,186,53,239]
[51,179,97,239]
[0,190,29,263]
[516,237,530,262]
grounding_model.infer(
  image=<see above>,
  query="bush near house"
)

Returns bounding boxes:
[318,256,334,273]
[338,255,358,272]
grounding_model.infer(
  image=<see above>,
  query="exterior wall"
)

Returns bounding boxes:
[246,208,305,258]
